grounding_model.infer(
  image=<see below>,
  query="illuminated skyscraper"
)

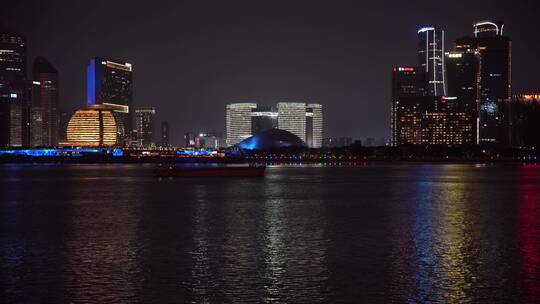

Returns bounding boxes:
[455,20,511,144]
[306,103,323,148]
[418,27,446,96]
[0,30,28,147]
[87,58,133,134]
[226,103,257,146]
[134,107,156,147]
[445,50,481,144]
[33,57,59,146]
[391,66,426,146]
[0,31,26,81]
[277,102,306,142]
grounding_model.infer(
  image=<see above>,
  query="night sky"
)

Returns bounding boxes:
[2,0,539,145]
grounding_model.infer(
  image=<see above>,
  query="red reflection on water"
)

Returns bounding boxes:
[518,165,540,301]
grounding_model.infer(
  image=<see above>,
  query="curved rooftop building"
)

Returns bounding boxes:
[65,105,118,147]
[236,128,307,150]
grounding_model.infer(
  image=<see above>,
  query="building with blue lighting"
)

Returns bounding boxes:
[236,128,307,150]
[87,58,133,137]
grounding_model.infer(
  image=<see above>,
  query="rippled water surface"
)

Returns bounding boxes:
[1,163,539,303]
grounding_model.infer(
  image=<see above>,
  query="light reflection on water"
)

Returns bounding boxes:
[0,163,539,303]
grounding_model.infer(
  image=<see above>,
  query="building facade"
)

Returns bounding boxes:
[0,31,28,147]
[87,58,133,135]
[277,102,306,142]
[134,107,156,147]
[418,27,446,96]
[64,105,118,147]
[226,103,257,146]
[455,20,511,144]
[393,95,474,146]
[391,66,426,146]
[445,50,481,144]
[33,57,59,146]
[306,103,323,148]
[226,102,323,148]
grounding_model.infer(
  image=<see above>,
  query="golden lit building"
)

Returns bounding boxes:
[62,105,118,147]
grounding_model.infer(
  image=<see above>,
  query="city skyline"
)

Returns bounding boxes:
[2,1,539,145]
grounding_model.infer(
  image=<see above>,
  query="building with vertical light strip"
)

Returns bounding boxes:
[226,103,257,146]
[417,26,446,96]
[455,20,511,144]
[87,58,133,138]
[226,102,323,148]
[306,103,323,148]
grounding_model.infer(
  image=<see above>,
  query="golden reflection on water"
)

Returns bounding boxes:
[436,177,474,303]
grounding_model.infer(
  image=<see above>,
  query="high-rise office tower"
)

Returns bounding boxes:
[0,30,28,147]
[29,80,44,146]
[0,81,26,147]
[33,57,59,146]
[445,50,481,144]
[455,21,511,144]
[87,58,133,136]
[391,66,426,146]
[306,103,323,148]
[161,121,169,146]
[0,31,26,81]
[134,107,156,147]
[226,103,257,146]
[277,102,306,142]
[418,27,446,96]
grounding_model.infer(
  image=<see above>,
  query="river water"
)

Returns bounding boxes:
[1,163,539,303]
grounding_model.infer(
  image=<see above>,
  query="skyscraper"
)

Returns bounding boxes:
[33,57,59,146]
[0,31,26,81]
[161,121,169,146]
[87,58,133,135]
[455,20,511,144]
[134,107,156,147]
[226,103,257,146]
[445,50,481,144]
[0,30,28,147]
[306,103,323,148]
[391,66,426,146]
[277,102,306,142]
[418,27,446,96]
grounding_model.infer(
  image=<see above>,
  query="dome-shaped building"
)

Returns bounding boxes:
[65,105,118,147]
[236,129,307,150]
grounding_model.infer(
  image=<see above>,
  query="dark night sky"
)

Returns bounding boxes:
[2,0,539,145]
